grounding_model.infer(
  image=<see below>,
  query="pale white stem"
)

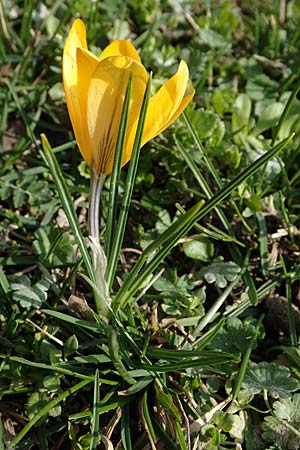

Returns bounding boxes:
[88,168,111,316]
[88,169,106,244]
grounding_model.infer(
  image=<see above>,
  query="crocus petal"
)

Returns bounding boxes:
[62,18,87,122]
[141,61,194,146]
[86,56,148,174]
[99,40,141,63]
[63,19,194,176]
[75,48,100,165]
[63,19,98,166]
[160,84,195,132]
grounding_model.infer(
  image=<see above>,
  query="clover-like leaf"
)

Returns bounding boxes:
[199,261,241,288]
[11,275,50,309]
[242,362,300,399]
[273,394,300,422]
[33,225,74,266]
[209,317,257,355]
[262,394,300,450]
[154,273,205,317]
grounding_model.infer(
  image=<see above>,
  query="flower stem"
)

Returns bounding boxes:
[88,169,106,244]
[88,169,111,317]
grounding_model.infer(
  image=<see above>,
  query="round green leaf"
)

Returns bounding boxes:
[183,237,214,262]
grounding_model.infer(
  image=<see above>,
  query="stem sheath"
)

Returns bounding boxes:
[88,169,106,244]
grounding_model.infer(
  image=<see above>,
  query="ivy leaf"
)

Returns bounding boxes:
[242,362,300,399]
[262,394,300,450]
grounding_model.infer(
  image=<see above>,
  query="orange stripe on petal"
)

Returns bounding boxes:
[63,19,195,174]
[87,56,147,174]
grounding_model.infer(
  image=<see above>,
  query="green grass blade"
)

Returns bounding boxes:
[141,390,157,444]
[43,309,106,334]
[185,133,293,240]
[272,75,300,145]
[74,355,110,364]
[114,134,292,311]
[175,420,188,450]
[154,419,178,450]
[279,190,294,241]
[106,74,152,290]
[6,356,94,380]
[176,203,245,246]
[37,425,48,450]
[232,315,264,400]
[88,170,105,243]
[256,211,269,277]
[6,80,37,146]
[105,77,132,257]
[41,134,101,311]
[129,200,204,279]
[0,266,10,295]
[176,135,258,305]
[193,273,243,336]
[281,256,298,347]
[147,348,233,360]
[69,402,120,420]
[121,403,132,450]
[141,354,236,372]
[90,369,101,450]
[112,200,203,311]
[20,0,33,44]
[192,318,225,350]
[225,278,280,320]
[119,376,153,395]
[182,111,223,189]
[9,379,91,449]
[109,330,136,385]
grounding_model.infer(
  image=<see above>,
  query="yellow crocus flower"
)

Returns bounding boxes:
[63,18,195,175]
